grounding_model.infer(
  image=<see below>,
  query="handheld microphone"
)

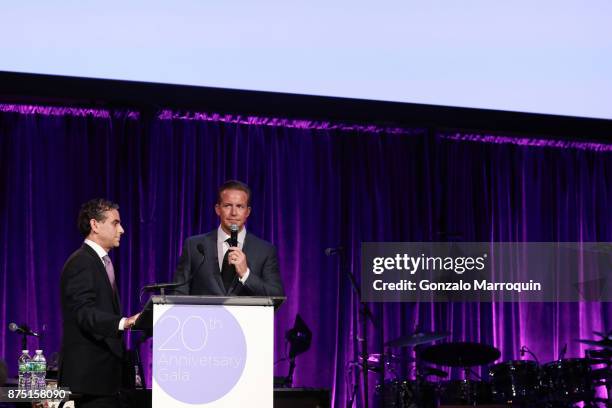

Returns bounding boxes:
[229,224,238,247]
[520,346,526,357]
[8,323,39,337]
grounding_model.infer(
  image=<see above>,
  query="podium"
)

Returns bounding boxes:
[135,295,285,408]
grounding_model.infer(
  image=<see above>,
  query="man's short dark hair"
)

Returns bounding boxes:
[77,198,119,237]
[217,180,251,206]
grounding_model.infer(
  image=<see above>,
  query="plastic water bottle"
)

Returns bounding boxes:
[134,365,143,389]
[18,350,31,389]
[31,350,47,390]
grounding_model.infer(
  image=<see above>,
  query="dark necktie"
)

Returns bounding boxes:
[221,238,235,292]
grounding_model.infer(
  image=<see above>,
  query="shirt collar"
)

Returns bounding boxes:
[217,225,246,245]
[84,239,108,259]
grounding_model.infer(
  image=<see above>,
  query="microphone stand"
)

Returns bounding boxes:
[332,248,377,408]
[286,357,296,388]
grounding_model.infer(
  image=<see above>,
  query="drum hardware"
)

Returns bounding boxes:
[417,342,501,406]
[592,330,612,341]
[489,360,541,404]
[577,333,612,407]
[541,358,596,404]
[418,342,501,367]
[418,366,448,379]
[375,379,437,408]
[373,361,439,408]
[356,352,413,374]
[580,358,612,366]
[520,345,540,364]
[372,334,611,407]
[590,367,611,382]
[586,348,612,360]
[435,365,492,406]
[558,343,568,361]
[360,352,414,366]
[281,314,312,387]
[577,339,612,350]
[437,378,493,406]
[374,332,450,407]
[384,332,450,348]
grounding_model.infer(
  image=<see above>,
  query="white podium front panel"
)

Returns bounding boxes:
[152,304,273,407]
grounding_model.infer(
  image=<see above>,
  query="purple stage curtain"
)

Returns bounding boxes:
[0,104,611,407]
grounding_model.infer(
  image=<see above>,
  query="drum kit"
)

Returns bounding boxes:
[368,331,612,407]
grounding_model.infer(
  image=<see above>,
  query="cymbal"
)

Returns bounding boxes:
[586,358,612,365]
[576,339,612,350]
[385,332,450,348]
[419,342,501,367]
[593,331,612,340]
[419,366,448,378]
[586,349,612,359]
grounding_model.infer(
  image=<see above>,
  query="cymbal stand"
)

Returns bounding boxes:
[332,248,377,408]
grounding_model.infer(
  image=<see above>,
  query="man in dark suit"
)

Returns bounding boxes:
[59,199,139,408]
[173,180,284,296]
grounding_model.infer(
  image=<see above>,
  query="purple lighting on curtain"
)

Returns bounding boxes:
[0,103,610,407]
[156,109,423,134]
[0,103,140,119]
[440,131,612,152]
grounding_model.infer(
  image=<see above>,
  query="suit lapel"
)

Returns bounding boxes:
[113,287,121,314]
[82,244,121,313]
[242,232,250,257]
[83,244,113,293]
[205,231,226,294]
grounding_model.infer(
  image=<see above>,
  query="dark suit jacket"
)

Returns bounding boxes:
[173,230,284,296]
[58,244,124,396]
